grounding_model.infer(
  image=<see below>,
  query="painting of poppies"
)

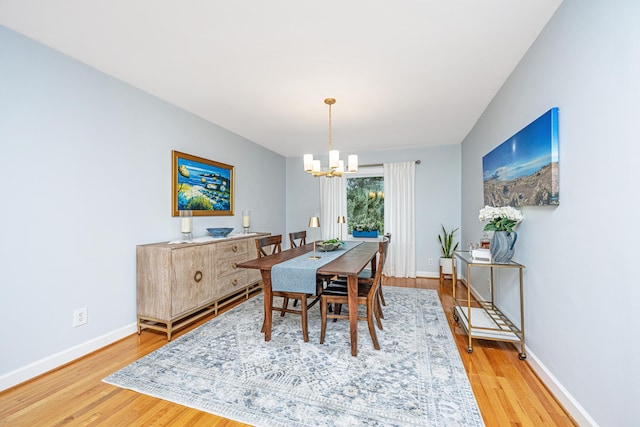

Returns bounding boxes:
[483,108,559,207]
[172,151,234,216]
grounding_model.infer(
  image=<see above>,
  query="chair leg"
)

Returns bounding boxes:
[376,288,385,319]
[301,295,309,342]
[333,303,342,322]
[280,297,289,317]
[378,283,386,306]
[320,298,327,344]
[367,301,380,350]
[374,296,384,330]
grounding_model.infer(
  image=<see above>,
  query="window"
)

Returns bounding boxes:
[346,170,384,234]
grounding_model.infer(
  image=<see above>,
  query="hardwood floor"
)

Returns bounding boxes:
[0,278,576,426]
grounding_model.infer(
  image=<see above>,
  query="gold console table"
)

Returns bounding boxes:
[452,251,526,360]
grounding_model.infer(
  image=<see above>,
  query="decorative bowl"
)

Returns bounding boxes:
[207,227,234,238]
[316,241,340,252]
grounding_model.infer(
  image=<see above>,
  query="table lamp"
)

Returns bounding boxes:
[309,216,321,259]
[337,215,346,241]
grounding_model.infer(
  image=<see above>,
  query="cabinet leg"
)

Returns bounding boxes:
[519,353,527,360]
[467,347,473,354]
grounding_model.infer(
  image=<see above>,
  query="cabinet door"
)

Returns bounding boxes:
[171,245,211,317]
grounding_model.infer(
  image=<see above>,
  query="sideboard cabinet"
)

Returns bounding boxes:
[136,233,267,340]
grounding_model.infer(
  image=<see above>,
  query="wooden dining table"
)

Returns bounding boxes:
[237,241,379,356]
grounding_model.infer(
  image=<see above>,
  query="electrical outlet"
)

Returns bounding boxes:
[73,307,88,327]
[427,258,433,265]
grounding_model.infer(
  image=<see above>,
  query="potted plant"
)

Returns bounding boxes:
[352,221,379,238]
[438,224,459,274]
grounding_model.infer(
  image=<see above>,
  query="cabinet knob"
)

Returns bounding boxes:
[232,245,238,252]
[194,271,203,283]
[231,279,238,286]
[232,262,238,269]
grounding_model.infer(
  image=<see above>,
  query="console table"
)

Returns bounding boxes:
[136,233,268,340]
[451,251,527,360]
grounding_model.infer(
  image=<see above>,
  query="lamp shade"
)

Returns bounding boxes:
[337,216,346,224]
[309,216,320,228]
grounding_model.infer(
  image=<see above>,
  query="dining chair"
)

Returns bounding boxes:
[255,234,322,342]
[377,232,392,307]
[319,239,389,350]
[289,230,307,248]
[332,234,390,318]
[287,231,309,308]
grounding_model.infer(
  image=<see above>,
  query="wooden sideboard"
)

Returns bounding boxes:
[136,233,268,340]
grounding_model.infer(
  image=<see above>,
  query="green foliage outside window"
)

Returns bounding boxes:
[346,176,384,234]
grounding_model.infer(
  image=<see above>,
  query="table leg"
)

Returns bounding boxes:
[260,270,273,342]
[348,273,358,356]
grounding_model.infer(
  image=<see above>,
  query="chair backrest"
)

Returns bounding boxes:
[289,230,307,248]
[369,240,389,297]
[256,235,282,258]
[381,235,390,269]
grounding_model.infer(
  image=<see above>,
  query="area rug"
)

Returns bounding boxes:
[103,287,484,426]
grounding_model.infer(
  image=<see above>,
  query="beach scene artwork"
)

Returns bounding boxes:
[173,151,234,216]
[483,108,559,207]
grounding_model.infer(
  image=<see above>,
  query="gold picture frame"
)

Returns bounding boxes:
[172,150,234,216]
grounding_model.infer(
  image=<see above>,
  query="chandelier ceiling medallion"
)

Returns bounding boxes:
[303,98,358,178]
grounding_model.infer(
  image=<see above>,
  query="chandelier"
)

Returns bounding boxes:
[303,98,358,177]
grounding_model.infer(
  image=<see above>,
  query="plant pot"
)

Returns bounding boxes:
[353,230,379,238]
[439,257,455,275]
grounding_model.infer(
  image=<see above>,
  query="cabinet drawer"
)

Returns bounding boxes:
[216,270,248,298]
[215,254,247,279]
[216,240,248,258]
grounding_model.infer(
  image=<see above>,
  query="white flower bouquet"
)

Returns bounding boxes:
[478,205,523,233]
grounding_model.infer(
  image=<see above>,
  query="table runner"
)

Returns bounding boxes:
[271,241,362,293]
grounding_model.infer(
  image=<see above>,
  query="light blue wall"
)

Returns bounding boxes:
[461,1,639,425]
[0,26,286,380]
[286,145,461,274]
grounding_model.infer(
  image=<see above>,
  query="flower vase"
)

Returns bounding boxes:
[490,231,517,263]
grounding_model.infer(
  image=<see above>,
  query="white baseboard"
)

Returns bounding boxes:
[460,277,596,426]
[416,270,439,278]
[0,323,137,392]
[524,348,598,426]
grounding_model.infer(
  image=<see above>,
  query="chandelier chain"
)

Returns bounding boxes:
[328,102,332,151]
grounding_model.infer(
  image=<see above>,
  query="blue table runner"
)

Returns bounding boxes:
[271,241,362,294]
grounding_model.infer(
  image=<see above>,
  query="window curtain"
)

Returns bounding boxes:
[383,161,416,278]
[319,176,347,241]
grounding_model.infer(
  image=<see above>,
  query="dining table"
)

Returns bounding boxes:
[237,240,379,356]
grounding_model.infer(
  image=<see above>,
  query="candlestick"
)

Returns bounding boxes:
[242,210,251,234]
[179,210,193,242]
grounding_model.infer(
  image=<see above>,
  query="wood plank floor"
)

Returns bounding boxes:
[0,278,576,426]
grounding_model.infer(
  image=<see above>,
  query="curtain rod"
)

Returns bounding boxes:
[359,160,421,168]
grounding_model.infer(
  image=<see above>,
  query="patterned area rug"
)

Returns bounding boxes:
[104,288,484,426]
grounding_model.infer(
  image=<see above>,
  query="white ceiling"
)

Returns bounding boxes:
[0,0,562,157]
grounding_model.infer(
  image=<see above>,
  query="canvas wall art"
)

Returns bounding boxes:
[483,108,559,207]
[172,151,234,216]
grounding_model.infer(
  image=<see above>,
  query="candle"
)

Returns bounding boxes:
[181,217,192,233]
[243,215,250,228]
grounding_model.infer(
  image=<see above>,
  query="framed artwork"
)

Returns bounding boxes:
[172,150,234,216]
[483,107,559,207]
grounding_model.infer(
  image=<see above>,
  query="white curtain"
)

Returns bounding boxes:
[319,176,347,241]
[383,161,416,278]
